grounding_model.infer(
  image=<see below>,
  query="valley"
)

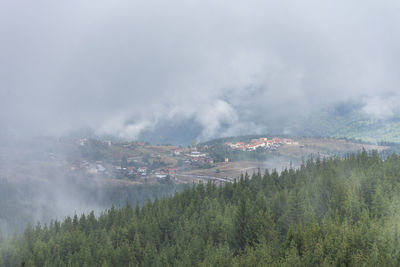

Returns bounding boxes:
[0,136,389,186]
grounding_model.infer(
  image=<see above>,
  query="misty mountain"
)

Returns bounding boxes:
[291,102,400,143]
[137,118,204,146]
[86,101,400,145]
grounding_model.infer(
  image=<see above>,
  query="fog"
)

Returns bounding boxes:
[1,0,400,141]
[0,136,183,235]
[1,0,400,227]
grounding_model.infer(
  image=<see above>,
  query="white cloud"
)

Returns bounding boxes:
[1,0,400,140]
[362,96,398,119]
[98,113,155,139]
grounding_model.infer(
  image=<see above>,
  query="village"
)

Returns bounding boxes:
[224,137,298,151]
[0,135,388,187]
[64,137,301,184]
[0,135,304,186]
[63,138,216,184]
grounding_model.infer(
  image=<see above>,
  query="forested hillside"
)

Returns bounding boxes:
[0,179,183,236]
[292,104,400,144]
[2,150,400,266]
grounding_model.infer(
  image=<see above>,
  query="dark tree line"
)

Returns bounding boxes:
[2,150,400,266]
[0,179,183,237]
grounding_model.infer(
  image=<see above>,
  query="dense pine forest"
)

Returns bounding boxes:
[2,150,400,266]
[0,179,184,236]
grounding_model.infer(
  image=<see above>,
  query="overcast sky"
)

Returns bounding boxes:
[1,0,400,140]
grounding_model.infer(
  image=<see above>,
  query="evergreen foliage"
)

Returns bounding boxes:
[0,180,183,235]
[2,151,400,266]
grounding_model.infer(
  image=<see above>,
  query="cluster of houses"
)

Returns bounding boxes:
[114,165,148,178]
[171,148,214,167]
[225,137,296,151]
[71,161,152,180]
[70,160,108,175]
[184,151,214,167]
[155,168,178,179]
[65,138,217,182]
[114,164,179,181]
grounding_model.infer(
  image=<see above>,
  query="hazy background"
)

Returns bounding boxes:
[2,0,400,236]
[1,0,400,143]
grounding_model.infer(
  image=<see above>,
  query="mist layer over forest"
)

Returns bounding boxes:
[3,151,400,266]
[0,136,185,236]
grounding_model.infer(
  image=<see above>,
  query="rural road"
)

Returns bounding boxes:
[175,174,233,183]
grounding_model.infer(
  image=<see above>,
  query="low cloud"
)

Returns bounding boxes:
[362,96,398,119]
[1,0,400,141]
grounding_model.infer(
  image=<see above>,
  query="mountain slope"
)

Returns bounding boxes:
[290,104,400,143]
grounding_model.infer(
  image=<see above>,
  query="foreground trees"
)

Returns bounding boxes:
[2,151,400,266]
